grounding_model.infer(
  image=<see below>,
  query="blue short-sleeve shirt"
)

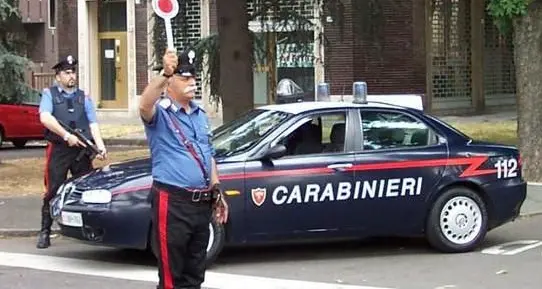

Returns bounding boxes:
[143,96,216,189]
[39,85,98,124]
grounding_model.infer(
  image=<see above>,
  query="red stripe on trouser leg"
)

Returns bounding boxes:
[42,143,53,199]
[158,190,173,289]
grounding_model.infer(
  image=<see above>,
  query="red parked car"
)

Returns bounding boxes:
[0,96,45,148]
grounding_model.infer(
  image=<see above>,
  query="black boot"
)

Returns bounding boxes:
[36,202,52,249]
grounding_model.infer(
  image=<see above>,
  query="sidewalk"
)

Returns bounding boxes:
[1,185,541,237]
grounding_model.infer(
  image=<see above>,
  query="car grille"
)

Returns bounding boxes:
[59,183,84,204]
[68,187,84,200]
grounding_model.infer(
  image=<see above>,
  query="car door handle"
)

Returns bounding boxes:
[327,163,353,170]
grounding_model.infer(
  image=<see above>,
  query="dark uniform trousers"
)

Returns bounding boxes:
[40,142,93,236]
[150,181,213,289]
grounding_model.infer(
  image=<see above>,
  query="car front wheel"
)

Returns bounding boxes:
[206,217,226,267]
[426,186,488,253]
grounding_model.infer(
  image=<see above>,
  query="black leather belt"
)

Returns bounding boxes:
[184,188,213,202]
[153,181,215,203]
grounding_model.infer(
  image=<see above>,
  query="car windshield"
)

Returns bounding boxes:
[212,109,293,158]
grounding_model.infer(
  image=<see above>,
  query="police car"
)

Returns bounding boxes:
[50,89,526,266]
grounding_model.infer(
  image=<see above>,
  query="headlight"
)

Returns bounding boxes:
[81,189,112,204]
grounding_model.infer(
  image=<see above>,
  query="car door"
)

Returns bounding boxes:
[21,103,44,137]
[243,109,357,241]
[351,108,448,235]
[0,104,28,139]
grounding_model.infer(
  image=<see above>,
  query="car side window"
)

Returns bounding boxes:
[360,110,439,151]
[278,112,347,156]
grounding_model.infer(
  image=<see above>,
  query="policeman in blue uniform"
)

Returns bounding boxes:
[139,48,229,289]
[37,55,107,249]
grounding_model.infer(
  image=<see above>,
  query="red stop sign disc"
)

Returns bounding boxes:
[158,0,173,13]
[152,0,179,19]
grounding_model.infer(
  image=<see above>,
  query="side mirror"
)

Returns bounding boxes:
[262,144,287,160]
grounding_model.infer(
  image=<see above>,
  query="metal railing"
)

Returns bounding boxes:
[31,72,55,91]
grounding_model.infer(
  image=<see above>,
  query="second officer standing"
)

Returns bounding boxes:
[37,55,107,249]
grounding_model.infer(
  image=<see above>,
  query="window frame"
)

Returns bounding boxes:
[356,108,446,153]
[268,108,356,158]
[48,0,56,29]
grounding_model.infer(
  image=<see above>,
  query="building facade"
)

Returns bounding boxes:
[20,0,59,93]
[32,0,516,119]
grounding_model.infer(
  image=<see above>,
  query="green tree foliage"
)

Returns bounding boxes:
[0,0,33,104]
[487,0,529,33]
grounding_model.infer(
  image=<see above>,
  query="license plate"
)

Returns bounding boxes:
[61,212,83,227]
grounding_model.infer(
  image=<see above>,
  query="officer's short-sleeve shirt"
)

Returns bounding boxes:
[143,96,216,189]
[39,85,98,124]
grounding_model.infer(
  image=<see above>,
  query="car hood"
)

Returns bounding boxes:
[69,158,152,191]
[68,155,234,191]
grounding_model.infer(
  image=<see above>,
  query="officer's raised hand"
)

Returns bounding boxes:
[162,48,177,76]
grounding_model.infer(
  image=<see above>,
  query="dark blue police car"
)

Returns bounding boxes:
[50,95,526,265]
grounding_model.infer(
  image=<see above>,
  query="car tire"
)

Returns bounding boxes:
[206,217,226,268]
[12,140,27,148]
[0,126,4,147]
[426,186,488,253]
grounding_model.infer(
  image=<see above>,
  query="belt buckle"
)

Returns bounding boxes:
[192,190,202,202]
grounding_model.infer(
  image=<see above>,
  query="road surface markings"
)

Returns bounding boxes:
[481,240,542,255]
[0,251,394,289]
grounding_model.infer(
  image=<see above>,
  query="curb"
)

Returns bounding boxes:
[103,138,147,147]
[0,228,61,238]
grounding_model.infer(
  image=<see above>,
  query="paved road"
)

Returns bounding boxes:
[0,142,47,160]
[0,215,541,289]
[0,142,142,160]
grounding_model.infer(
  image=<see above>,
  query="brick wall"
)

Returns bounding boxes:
[177,0,427,98]
[323,0,355,95]
[57,0,78,59]
[135,1,148,95]
[351,0,426,95]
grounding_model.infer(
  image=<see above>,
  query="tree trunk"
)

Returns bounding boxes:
[514,2,542,182]
[216,0,254,124]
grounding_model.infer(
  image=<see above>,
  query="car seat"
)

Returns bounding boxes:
[324,123,346,152]
[294,123,323,155]
[410,130,428,146]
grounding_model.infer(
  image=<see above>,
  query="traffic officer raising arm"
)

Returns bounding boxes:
[36,55,107,249]
[140,48,228,289]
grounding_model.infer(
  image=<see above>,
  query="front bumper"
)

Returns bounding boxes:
[50,195,151,250]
